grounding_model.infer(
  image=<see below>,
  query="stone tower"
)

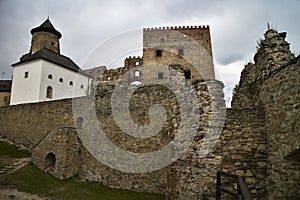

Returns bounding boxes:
[21,18,62,60]
[142,26,214,81]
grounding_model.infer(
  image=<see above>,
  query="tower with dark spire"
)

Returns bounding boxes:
[21,18,62,61]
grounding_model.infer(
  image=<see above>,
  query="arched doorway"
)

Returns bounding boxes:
[44,152,56,172]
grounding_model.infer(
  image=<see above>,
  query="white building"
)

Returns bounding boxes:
[10,19,92,105]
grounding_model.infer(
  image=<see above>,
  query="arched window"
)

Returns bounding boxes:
[48,74,52,79]
[46,86,53,99]
[69,81,73,86]
[134,70,140,78]
[59,78,63,83]
[80,84,84,89]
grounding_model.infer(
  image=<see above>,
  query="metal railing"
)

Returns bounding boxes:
[216,171,252,200]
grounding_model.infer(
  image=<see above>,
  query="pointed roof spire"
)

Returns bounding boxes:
[31,18,62,39]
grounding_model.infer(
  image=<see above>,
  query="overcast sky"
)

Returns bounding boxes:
[0,0,299,106]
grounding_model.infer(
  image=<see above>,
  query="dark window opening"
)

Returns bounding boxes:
[59,78,63,83]
[24,71,29,78]
[178,48,184,56]
[51,42,55,46]
[76,117,84,129]
[48,74,52,79]
[80,84,84,89]
[69,81,73,86]
[46,86,53,99]
[156,49,162,57]
[158,72,164,80]
[184,70,191,79]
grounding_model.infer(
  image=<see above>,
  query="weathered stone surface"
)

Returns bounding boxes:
[0,28,299,200]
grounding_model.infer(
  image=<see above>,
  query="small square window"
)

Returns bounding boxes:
[156,50,162,57]
[158,72,164,80]
[178,48,184,56]
[24,71,29,78]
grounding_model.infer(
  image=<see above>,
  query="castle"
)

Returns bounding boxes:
[10,19,92,105]
[0,19,299,200]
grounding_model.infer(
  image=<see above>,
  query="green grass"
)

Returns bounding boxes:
[1,163,165,200]
[0,142,30,158]
[0,142,166,200]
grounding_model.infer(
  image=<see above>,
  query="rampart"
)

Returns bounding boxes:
[0,28,299,199]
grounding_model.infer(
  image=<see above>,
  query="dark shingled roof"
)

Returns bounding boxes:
[0,80,12,92]
[31,18,62,39]
[12,48,90,77]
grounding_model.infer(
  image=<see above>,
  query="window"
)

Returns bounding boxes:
[135,61,140,66]
[158,72,164,80]
[156,49,162,57]
[51,42,55,46]
[69,81,73,86]
[134,70,140,78]
[107,76,111,81]
[48,74,52,79]
[59,78,63,83]
[178,48,184,56]
[46,86,53,99]
[184,70,191,79]
[24,71,29,78]
[80,84,84,89]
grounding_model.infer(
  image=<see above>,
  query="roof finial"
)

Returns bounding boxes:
[267,22,270,30]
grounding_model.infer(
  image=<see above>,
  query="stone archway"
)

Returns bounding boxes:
[44,152,56,172]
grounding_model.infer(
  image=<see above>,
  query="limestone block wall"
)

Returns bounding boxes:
[260,57,300,199]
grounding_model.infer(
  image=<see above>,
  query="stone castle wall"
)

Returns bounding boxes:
[221,106,267,199]
[260,57,300,199]
[0,28,299,199]
[0,66,225,199]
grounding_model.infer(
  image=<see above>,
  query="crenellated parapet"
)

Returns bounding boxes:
[143,25,209,31]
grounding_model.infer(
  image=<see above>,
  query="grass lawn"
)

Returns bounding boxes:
[0,142,30,158]
[0,142,166,200]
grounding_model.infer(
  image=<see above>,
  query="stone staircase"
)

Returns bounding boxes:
[0,157,31,175]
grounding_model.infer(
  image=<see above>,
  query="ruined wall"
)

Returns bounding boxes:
[222,107,267,199]
[260,57,300,199]
[100,56,143,82]
[232,29,295,109]
[231,28,300,199]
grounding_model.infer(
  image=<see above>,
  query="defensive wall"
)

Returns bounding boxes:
[0,29,299,199]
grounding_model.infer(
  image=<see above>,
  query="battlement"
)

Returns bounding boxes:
[143,25,209,31]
